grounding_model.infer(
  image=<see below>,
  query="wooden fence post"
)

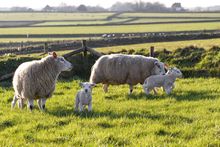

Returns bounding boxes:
[82,40,87,57]
[150,46,154,57]
[44,42,48,53]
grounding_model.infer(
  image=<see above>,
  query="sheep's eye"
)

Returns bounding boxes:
[60,58,65,62]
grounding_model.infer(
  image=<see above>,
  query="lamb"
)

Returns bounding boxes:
[11,52,73,111]
[89,54,166,94]
[143,67,182,95]
[75,82,95,112]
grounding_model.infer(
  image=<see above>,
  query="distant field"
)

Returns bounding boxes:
[0,22,220,35]
[120,12,220,18]
[96,38,220,52]
[0,12,113,21]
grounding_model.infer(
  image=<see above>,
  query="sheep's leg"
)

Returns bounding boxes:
[164,87,172,95]
[79,103,83,112]
[88,102,92,112]
[11,95,18,109]
[129,85,133,94]
[103,84,108,93]
[41,98,47,110]
[27,99,34,111]
[37,99,42,110]
[18,99,24,109]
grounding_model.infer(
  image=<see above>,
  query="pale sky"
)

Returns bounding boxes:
[0,0,220,9]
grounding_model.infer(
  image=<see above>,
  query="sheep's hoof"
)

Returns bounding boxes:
[42,105,45,110]
[29,105,33,111]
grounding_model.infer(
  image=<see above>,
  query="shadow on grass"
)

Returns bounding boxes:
[47,107,193,124]
[126,90,218,101]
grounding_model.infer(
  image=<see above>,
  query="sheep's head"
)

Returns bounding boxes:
[48,52,73,72]
[152,61,166,75]
[80,82,96,94]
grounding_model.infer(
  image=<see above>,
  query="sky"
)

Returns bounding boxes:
[0,0,220,9]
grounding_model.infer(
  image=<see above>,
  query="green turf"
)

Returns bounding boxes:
[120,12,220,18]
[96,38,220,52]
[0,78,220,146]
[0,13,113,21]
[1,22,220,35]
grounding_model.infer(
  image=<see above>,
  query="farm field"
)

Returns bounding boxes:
[1,22,220,35]
[0,77,220,146]
[96,38,220,52]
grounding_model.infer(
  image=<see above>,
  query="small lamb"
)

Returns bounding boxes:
[143,67,182,95]
[75,82,95,112]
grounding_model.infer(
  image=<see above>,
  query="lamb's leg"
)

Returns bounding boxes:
[144,87,151,95]
[41,98,47,111]
[37,99,42,110]
[27,99,34,111]
[11,95,18,109]
[75,96,79,111]
[88,102,92,112]
[79,103,83,112]
[103,84,108,93]
[129,85,133,94]
[153,88,158,95]
[164,87,172,95]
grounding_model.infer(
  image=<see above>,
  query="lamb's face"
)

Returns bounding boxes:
[56,57,73,72]
[153,61,166,75]
[80,82,96,94]
[170,67,183,78]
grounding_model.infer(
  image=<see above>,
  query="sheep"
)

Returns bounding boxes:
[75,82,95,112]
[11,52,73,111]
[143,67,182,95]
[89,54,166,94]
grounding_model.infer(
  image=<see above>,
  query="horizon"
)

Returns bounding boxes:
[1,0,220,9]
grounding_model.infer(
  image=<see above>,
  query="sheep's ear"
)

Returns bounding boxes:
[52,52,57,58]
[164,64,169,68]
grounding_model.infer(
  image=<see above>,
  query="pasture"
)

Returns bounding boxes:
[0,12,220,146]
[0,77,220,146]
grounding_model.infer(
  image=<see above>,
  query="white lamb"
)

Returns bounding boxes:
[143,67,182,95]
[75,82,95,112]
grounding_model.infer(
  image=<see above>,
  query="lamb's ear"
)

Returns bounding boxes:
[91,83,96,87]
[79,82,84,87]
[164,63,169,69]
[52,52,57,58]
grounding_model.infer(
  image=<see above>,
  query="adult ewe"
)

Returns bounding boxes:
[90,54,166,94]
[11,52,73,111]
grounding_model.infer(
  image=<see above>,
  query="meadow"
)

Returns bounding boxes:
[0,77,220,146]
[0,12,220,146]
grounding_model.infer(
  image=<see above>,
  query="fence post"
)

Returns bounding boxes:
[82,40,87,57]
[44,42,48,53]
[150,46,154,57]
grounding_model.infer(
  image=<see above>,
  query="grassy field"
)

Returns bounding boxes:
[96,38,220,52]
[1,22,220,35]
[120,12,220,18]
[0,13,113,21]
[0,77,220,146]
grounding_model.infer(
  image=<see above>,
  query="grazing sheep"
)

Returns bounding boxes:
[143,67,182,95]
[89,54,166,94]
[11,52,73,111]
[75,82,95,112]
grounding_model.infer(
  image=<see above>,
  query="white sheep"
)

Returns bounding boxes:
[90,54,166,94]
[75,82,95,112]
[143,67,182,95]
[11,52,73,111]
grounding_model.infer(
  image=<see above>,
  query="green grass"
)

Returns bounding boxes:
[120,12,220,18]
[1,22,220,35]
[0,78,220,146]
[96,38,220,53]
[0,13,113,21]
